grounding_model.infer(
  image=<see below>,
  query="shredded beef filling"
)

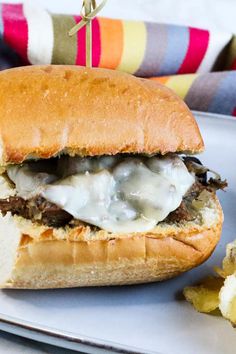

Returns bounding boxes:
[0,184,204,227]
[0,196,72,227]
[0,156,227,228]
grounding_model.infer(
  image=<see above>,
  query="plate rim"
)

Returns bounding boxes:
[0,313,155,354]
[192,110,236,122]
[0,110,234,354]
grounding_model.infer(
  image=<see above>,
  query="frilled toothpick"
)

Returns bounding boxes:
[69,0,107,67]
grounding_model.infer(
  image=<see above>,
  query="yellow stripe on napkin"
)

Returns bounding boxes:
[165,74,198,99]
[117,21,147,74]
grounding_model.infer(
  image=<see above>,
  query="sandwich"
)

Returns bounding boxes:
[0,65,225,289]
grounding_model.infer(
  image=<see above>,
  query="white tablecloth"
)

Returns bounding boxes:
[0,0,234,353]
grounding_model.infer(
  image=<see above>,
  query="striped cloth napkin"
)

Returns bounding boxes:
[1,3,236,116]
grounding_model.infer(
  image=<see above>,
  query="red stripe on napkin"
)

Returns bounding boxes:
[74,15,86,66]
[92,17,101,67]
[2,4,28,63]
[231,58,236,70]
[178,28,209,74]
[232,107,236,117]
[74,16,101,66]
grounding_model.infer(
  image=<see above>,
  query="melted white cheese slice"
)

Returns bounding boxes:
[7,154,195,233]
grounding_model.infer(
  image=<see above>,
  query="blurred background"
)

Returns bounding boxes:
[2,0,236,32]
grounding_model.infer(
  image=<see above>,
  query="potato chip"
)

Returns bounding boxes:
[184,240,236,325]
[215,241,236,278]
[184,277,224,313]
[214,266,226,278]
[219,274,236,324]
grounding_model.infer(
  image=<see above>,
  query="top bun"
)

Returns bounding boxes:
[0,65,204,165]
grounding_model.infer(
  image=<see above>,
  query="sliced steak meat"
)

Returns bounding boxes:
[165,155,228,224]
[165,200,194,223]
[0,155,226,229]
[0,197,29,219]
[0,196,72,227]
[0,166,221,229]
[0,182,207,228]
[165,182,206,223]
[183,156,227,191]
[32,196,73,227]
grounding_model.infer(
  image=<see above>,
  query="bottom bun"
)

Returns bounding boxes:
[0,194,223,289]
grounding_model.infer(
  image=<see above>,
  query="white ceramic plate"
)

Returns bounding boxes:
[0,111,235,354]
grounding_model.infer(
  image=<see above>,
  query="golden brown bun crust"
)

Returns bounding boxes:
[2,194,222,289]
[0,65,204,165]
